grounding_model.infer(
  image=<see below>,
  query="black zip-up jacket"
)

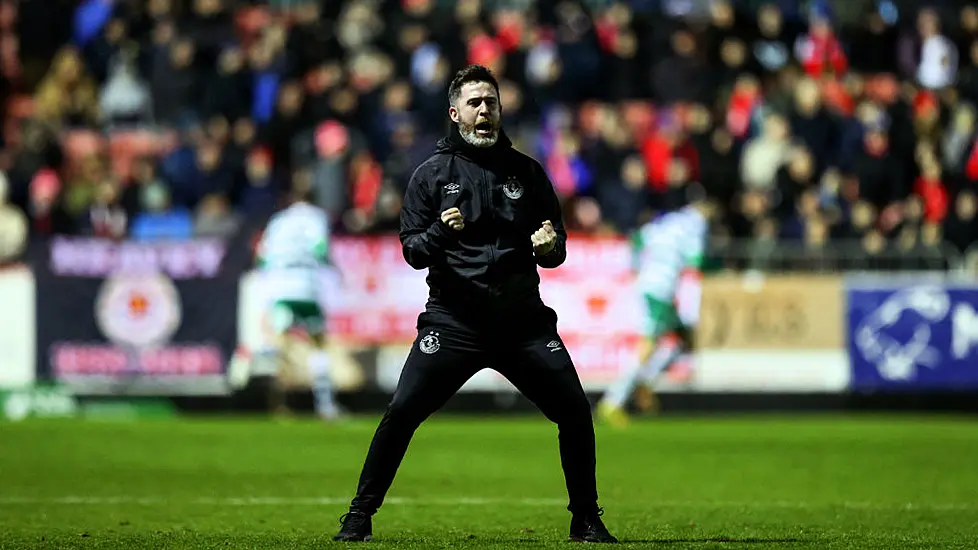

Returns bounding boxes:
[399,125,567,326]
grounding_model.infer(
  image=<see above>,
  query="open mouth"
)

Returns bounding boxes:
[475,121,493,136]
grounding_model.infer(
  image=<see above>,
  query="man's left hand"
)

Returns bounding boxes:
[531,220,557,256]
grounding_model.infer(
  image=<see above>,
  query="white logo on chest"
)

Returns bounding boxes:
[444,182,460,195]
[503,176,523,199]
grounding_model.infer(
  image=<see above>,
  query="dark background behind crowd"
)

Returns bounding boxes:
[1,0,978,271]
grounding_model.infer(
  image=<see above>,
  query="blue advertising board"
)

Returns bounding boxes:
[847,281,978,390]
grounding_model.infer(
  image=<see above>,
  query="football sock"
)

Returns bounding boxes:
[602,360,643,408]
[639,341,682,384]
[308,350,339,417]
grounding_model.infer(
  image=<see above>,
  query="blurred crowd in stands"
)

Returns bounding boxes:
[1,0,977,270]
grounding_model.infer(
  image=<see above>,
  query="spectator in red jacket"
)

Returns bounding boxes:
[642,110,699,193]
[794,6,847,79]
[915,157,949,223]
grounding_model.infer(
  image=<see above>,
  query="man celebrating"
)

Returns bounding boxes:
[333,65,617,544]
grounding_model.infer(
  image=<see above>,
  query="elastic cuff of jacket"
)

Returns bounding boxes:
[536,243,560,257]
[430,219,456,246]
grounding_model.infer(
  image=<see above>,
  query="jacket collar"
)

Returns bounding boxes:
[435,122,513,164]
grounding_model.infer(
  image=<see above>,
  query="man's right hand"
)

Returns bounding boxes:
[441,207,464,231]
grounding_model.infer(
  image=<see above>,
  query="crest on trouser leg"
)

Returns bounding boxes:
[419,333,440,354]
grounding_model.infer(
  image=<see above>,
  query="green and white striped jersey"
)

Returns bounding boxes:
[631,206,708,301]
[256,202,330,303]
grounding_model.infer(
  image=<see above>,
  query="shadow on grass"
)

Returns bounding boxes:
[619,538,809,545]
[368,536,811,545]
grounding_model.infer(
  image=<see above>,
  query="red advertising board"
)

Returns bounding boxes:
[240,236,847,393]
[315,235,646,382]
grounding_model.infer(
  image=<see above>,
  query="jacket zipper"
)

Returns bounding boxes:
[482,167,496,268]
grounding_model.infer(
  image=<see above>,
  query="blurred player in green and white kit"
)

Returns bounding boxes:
[256,190,342,421]
[597,197,716,427]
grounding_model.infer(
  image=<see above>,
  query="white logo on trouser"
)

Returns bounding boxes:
[547,340,562,352]
[420,333,440,354]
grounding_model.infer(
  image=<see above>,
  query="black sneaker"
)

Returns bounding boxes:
[568,508,618,543]
[333,511,373,542]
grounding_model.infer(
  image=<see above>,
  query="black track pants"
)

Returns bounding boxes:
[347,324,599,515]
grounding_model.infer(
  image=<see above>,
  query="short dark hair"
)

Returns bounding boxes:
[448,65,500,107]
[290,187,316,205]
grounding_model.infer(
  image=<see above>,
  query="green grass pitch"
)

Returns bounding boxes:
[1,414,976,549]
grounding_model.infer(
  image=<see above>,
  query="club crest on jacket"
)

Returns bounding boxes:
[503,176,523,199]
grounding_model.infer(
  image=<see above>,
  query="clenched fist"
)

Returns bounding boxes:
[531,220,557,255]
[441,207,464,231]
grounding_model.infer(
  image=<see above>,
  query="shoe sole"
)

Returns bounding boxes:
[332,534,373,542]
[568,536,619,544]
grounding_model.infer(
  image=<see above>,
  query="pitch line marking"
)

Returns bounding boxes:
[0,496,971,511]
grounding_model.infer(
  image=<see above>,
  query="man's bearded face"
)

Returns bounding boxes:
[450,81,501,148]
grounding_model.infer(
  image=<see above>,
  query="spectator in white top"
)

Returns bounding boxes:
[99,47,152,128]
[916,8,958,90]
[0,171,28,264]
[740,111,791,190]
